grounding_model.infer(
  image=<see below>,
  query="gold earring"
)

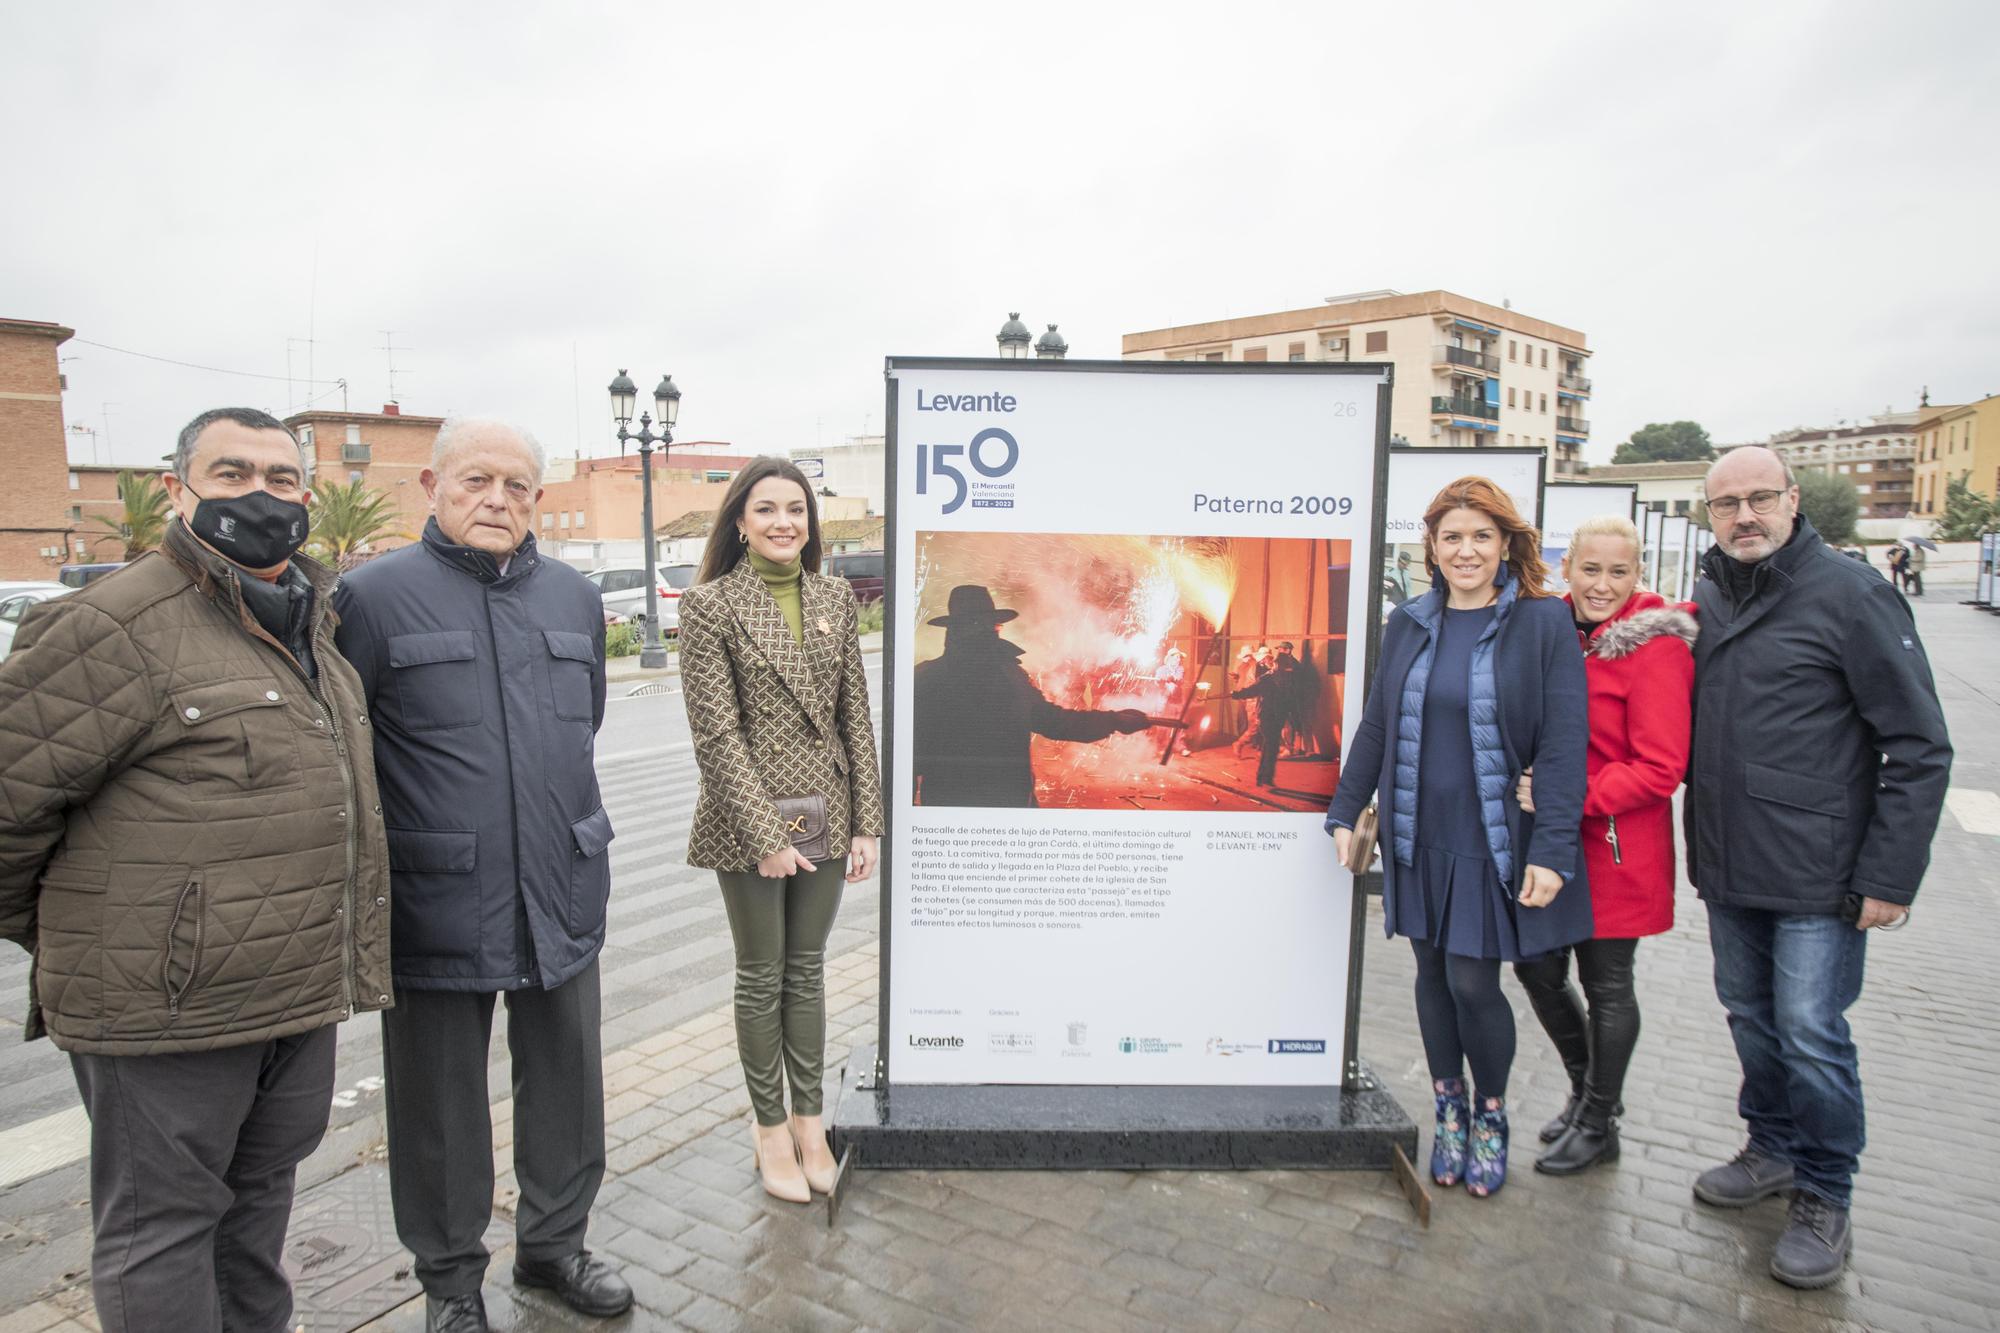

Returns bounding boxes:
[738,531,748,545]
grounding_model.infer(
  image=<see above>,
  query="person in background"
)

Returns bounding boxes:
[1514,514,1695,1176]
[1326,477,1591,1200]
[1903,541,1926,596]
[1684,447,1951,1289]
[1231,645,1263,758]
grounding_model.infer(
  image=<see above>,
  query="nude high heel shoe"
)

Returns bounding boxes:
[751,1122,810,1204]
[790,1113,838,1195]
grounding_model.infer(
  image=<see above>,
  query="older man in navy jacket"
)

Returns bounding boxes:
[1686,447,1951,1291]
[335,418,629,1333]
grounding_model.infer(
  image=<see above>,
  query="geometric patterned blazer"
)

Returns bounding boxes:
[678,557,886,871]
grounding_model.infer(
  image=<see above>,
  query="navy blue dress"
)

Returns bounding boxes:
[1390,605,1528,960]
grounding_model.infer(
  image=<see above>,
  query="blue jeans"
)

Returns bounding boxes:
[1706,903,1868,1207]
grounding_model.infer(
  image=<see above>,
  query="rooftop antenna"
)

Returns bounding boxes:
[379,330,411,405]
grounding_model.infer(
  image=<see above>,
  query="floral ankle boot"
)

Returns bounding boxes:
[1430,1078,1470,1186]
[1467,1095,1510,1198]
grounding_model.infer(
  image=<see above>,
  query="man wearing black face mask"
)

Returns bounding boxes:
[0,407,390,1333]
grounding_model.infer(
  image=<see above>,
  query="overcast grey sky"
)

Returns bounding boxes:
[4,1,1995,469]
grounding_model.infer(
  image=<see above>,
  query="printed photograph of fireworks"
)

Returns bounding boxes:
[909,532,1353,813]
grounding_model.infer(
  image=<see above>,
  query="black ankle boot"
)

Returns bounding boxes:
[1539,1088,1583,1144]
[1535,1115,1620,1175]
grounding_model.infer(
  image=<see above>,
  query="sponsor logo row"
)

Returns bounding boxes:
[905,1028,1326,1058]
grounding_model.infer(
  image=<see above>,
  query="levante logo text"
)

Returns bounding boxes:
[916,389,1016,412]
[908,1034,965,1048]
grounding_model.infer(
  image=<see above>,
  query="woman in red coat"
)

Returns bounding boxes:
[1515,514,1696,1175]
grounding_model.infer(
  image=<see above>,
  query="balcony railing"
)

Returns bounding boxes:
[1432,396,1499,421]
[1434,345,1499,372]
[1556,416,1590,433]
[341,443,372,464]
[1559,372,1592,393]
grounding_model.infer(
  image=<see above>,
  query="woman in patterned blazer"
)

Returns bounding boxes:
[678,457,885,1204]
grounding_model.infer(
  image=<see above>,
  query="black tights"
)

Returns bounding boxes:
[1513,937,1641,1128]
[1409,940,1515,1099]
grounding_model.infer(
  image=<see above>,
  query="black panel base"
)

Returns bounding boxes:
[828,1045,1415,1171]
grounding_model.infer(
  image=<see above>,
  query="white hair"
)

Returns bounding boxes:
[432,416,546,480]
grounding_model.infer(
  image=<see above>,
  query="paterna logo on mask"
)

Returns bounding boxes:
[186,486,312,569]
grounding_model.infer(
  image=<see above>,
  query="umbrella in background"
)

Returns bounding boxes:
[1902,535,1940,552]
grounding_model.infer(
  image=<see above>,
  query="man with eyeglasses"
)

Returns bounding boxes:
[1683,446,1951,1289]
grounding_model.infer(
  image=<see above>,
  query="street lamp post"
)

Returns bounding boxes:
[996,313,1032,359]
[608,368,682,669]
[1034,324,1069,359]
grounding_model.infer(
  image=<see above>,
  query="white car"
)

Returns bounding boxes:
[0,582,74,661]
[585,564,694,636]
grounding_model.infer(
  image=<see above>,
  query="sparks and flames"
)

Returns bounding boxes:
[912,533,1236,776]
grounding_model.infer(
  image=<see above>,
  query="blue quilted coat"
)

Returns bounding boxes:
[1327,573,1594,956]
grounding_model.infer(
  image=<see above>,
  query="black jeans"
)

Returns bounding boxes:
[70,1026,337,1333]
[1514,937,1641,1127]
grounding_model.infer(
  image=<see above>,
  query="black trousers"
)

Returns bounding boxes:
[1514,937,1642,1126]
[381,959,605,1297]
[69,1025,337,1333]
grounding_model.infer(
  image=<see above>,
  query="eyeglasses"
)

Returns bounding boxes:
[1706,488,1788,519]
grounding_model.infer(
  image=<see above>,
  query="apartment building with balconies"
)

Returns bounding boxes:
[1763,414,1925,523]
[1121,289,1592,477]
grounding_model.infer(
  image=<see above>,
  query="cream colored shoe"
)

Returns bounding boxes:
[790,1113,838,1194]
[751,1122,810,1203]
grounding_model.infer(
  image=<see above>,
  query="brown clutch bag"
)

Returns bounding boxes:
[1342,802,1380,876]
[774,793,831,863]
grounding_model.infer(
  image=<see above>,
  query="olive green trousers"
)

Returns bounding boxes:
[715,857,846,1125]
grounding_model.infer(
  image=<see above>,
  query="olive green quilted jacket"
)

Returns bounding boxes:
[0,522,391,1053]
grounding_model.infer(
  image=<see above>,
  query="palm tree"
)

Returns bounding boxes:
[92,470,172,560]
[308,478,408,562]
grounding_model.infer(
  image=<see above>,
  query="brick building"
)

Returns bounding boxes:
[0,318,81,580]
[284,406,448,553]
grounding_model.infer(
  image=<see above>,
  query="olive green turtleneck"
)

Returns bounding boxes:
[747,548,803,642]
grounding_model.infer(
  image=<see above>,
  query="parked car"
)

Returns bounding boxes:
[824,549,884,604]
[586,563,696,636]
[0,582,74,661]
[57,562,125,588]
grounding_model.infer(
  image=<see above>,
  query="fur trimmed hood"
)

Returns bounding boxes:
[1586,595,1699,661]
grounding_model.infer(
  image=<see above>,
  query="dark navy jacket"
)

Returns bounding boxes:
[333,521,612,991]
[1327,576,1593,956]
[1687,516,1951,913]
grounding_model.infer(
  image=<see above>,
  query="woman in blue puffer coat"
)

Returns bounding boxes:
[1327,476,1591,1198]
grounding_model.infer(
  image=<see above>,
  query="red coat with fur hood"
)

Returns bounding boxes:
[1570,590,1697,938]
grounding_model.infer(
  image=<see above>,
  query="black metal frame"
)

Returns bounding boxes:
[878,356,1394,1092]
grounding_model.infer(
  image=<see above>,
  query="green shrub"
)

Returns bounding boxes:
[857,599,885,635]
[605,623,641,657]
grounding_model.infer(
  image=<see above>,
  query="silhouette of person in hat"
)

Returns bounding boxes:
[912,584,1151,807]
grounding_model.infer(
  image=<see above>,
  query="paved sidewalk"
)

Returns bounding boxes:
[5,600,1995,1332]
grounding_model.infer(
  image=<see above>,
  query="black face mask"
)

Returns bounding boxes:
[183,485,311,569]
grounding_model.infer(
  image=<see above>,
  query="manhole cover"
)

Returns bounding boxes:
[285,1165,419,1331]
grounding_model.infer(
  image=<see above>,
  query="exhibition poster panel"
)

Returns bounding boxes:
[1658,516,1688,604]
[887,362,1387,1086]
[1382,447,1543,613]
[1641,508,1662,591]
[1541,483,1639,591]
